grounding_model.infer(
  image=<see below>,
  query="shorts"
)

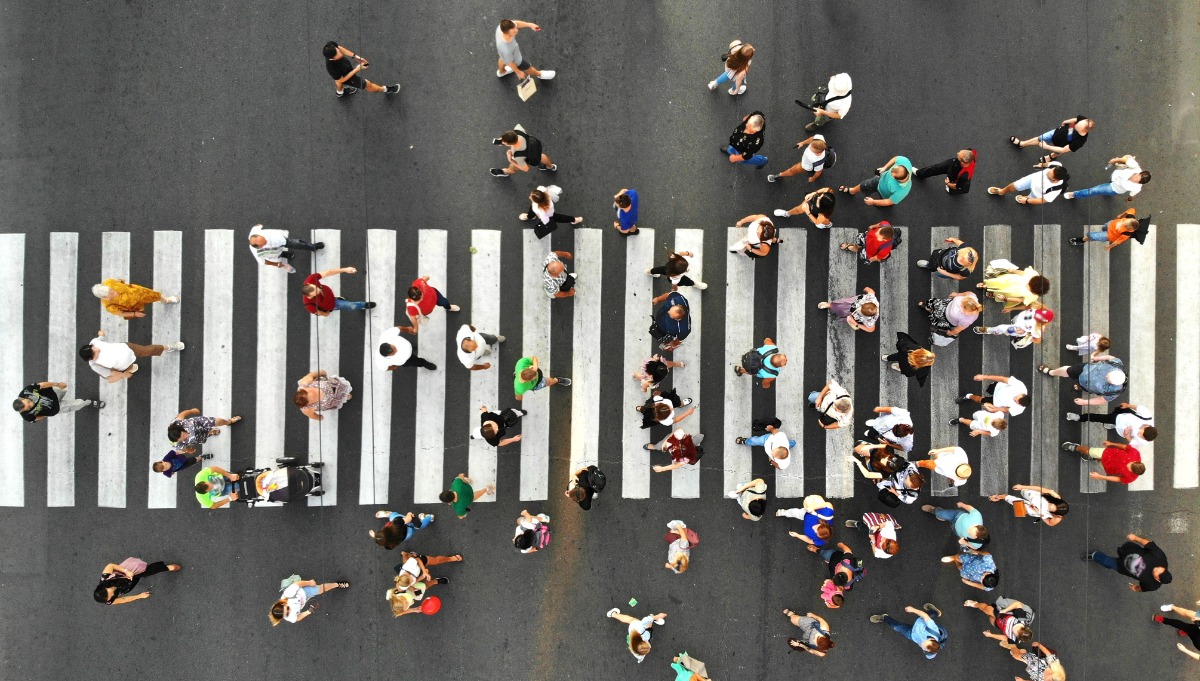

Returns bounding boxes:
[343,74,366,90]
[301,585,321,599]
[1085,447,1104,460]
[1013,171,1038,193]
[1066,364,1085,379]
[1038,129,1057,144]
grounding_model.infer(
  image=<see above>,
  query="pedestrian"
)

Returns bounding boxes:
[513,510,552,553]
[768,134,829,184]
[977,260,1050,312]
[942,546,999,591]
[638,390,696,429]
[869,604,948,659]
[1085,533,1171,592]
[734,419,794,470]
[1153,604,1200,661]
[1038,354,1126,406]
[301,266,375,316]
[774,187,835,228]
[960,374,1030,417]
[732,338,787,388]
[664,520,695,573]
[1066,331,1111,359]
[614,188,640,236]
[974,306,1054,348]
[167,408,241,453]
[839,156,914,207]
[293,370,352,421]
[1060,440,1144,485]
[92,279,178,320]
[920,290,982,343]
[728,214,779,258]
[490,126,557,177]
[780,495,835,548]
[1010,115,1094,161]
[840,221,900,265]
[648,428,704,473]
[723,111,768,168]
[393,550,460,589]
[915,446,972,487]
[455,324,506,371]
[513,355,571,401]
[952,409,1007,438]
[848,452,925,506]
[387,578,440,618]
[1009,642,1066,681]
[802,73,853,133]
[323,41,399,97]
[566,465,606,510]
[632,354,685,393]
[542,250,578,300]
[845,512,900,559]
[820,579,845,609]
[247,224,323,273]
[370,510,434,549]
[726,478,767,521]
[809,379,853,430]
[270,576,350,625]
[853,440,909,477]
[80,329,184,383]
[93,557,181,605]
[914,148,977,194]
[987,161,1069,204]
[650,290,693,351]
[864,405,914,453]
[1065,154,1150,201]
[494,19,556,81]
[916,236,979,281]
[152,449,210,478]
[471,404,527,448]
[708,39,754,95]
[14,380,101,423]
[783,609,835,656]
[647,250,707,290]
[922,501,990,549]
[193,465,240,509]
[376,324,437,371]
[606,608,668,663]
[818,286,879,333]
[669,653,713,681]
[988,484,1069,526]
[519,185,583,239]
[439,473,495,519]
[882,332,935,386]
[964,597,1035,649]
[813,539,864,594]
[1066,401,1156,447]
[397,275,461,334]
[1069,207,1146,248]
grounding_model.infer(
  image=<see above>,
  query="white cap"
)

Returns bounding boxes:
[828,73,852,96]
[1109,369,1127,385]
[674,428,687,440]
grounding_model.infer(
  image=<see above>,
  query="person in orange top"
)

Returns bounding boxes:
[92,279,178,319]
[1069,208,1142,250]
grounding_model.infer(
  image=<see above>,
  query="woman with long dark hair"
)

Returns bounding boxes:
[93,557,181,605]
[707,40,755,95]
[519,185,583,238]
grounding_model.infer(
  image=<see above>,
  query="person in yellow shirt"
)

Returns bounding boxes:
[92,278,178,319]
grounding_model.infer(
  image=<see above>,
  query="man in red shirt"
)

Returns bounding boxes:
[647,429,704,473]
[840,221,898,264]
[301,266,374,316]
[399,275,460,333]
[1060,440,1144,485]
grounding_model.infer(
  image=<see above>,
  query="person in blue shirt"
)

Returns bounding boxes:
[871,603,948,659]
[1038,355,1126,406]
[651,290,691,351]
[733,339,787,388]
[613,188,639,235]
[152,449,211,478]
[922,501,990,550]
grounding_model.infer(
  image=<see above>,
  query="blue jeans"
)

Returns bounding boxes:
[387,512,434,542]
[1072,183,1121,198]
[743,433,797,448]
[726,145,768,168]
[714,70,745,88]
[1092,550,1119,571]
[807,391,820,405]
[817,547,838,562]
[933,508,963,524]
[334,299,368,311]
[883,615,913,639]
[1087,230,1109,242]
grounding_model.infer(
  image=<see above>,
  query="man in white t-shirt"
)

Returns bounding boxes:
[735,421,795,470]
[954,410,1007,438]
[1065,155,1150,201]
[988,160,1069,204]
[865,406,914,452]
[247,224,323,274]
[768,134,829,184]
[804,73,852,133]
[79,329,184,383]
[455,324,506,371]
[960,374,1029,417]
[1068,402,1156,448]
[376,325,437,371]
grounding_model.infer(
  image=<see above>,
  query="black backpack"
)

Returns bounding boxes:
[586,466,607,493]
[741,347,780,381]
[823,147,838,170]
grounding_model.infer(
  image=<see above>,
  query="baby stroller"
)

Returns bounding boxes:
[235,457,324,507]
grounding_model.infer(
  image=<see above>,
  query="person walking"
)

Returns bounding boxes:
[614,188,640,236]
[914,148,977,194]
[883,332,935,386]
[723,111,767,168]
[841,221,901,265]
[728,214,779,258]
[370,510,434,550]
[864,406,914,453]
[732,338,787,388]
[782,610,835,656]
[818,286,879,333]
[632,354,685,393]
[247,225,323,273]
[669,653,713,681]
[167,408,241,453]
[519,185,584,239]
[959,373,1029,417]
[302,266,375,316]
[809,379,853,430]
[1085,533,1171,592]
[774,187,835,228]
[1070,207,1147,249]
[650,290,693,351]
[513,510,552,553]
[839,156,914,207]
[638,390,696,430]
[803,73,853,133]
[495,19,556,81]
[323,41,399,97]
[80,329,184,383]
[974,306,1054,348]
[916,446,972,487]
[987,161,1069,204]
[514,355,570,401]
[606,608,668,663]
[1010,115,1094,161]
[1066,401,1156,448]
[768,134,829,184]
[988,484,1069,526]
[455,324,505,371]
[1060,440,1144,485]
[977,261,1051,312]
[293,370,352,421]
[916,236,979,280]
[1153,603,1200,661]
[92,279,178,320]
[193,465,240,509]
[964,597,1035,649]
[94,558,181,605]
[727,477,767,521]
[942,546,999,591]
[869,604,949,659]
[708,39,754,95]
[376,324,437,371]
[566,465,606,510]
[542,250,578,300]
[845,512,900,558]
[734,420,794,470]
[780,496,835,548]
[270,576,350,625]
[470,404,527,448]
[398,275,460,334]
[1009,642,1066,681]
[647,250,706,290]
[14,381,100,422]
[1038,355,1126,406]
[152,449,210,478]
[664,521,695,573]
[813,539,864,594]
[648,428,704,473]
[848,452,924,506]
[439,473,495,519]
[1065,154,1150,201]
[923,501,989,549]
[1066,331,1111,358]
[920,290,982,343]
[952,409,1007,438]
[491,126,556,177]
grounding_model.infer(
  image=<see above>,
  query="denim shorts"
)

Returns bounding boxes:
[302,585,320,599]
[1038,129,1057,144]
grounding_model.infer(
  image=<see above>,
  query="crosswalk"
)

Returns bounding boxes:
[1,225,1194,508]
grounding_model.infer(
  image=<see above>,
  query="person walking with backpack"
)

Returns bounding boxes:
[768,134,832,184]
[1064,154,1151,201]
[707,39,754,95]
[490,126,556,177]
[1069,207,1146,249]
[916,236,979,281]
[1038,354,1127,406]
[964,597,1035,650]
[664,520,695,573]
[651,290,693,351]
[773,187,836,228]
[914,148,977,194]
[1085,533,1171,592]
[632,354,685,393]
[369,510,435,550]
[566,465,606,510]
[470,404,527,448]
[840,156,914,207]
[513,510,551,553]
[802,73,853,133]
[729,214,780,258]
[1010,115,1094,161]
[734,419,795,470]
[727,477,767,521]
[809,379,853,430]
[845,512,900,559]
[1066,401,1156,448]
[723,112,767,168]
[607,608,668,663]
[732,338,787,388]
[93,558,181,605]
[14,380,101,422]
[840,222,900,264]
[782,610,835,656]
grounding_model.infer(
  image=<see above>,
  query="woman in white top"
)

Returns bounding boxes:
[606,608,668,663]
[269,577,349,625]
[730,214,779,259]
[707,40,754,96]
[955,410,1007,438]
[989,484,1068,527]
[917,446,972,486]
[518,185,583,239]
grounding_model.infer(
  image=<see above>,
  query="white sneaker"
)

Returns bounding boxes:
[497,65,513,77]
[606,608,620,618]
[448,304,461,312]
[1162,604,1176,612]
[707,80,718,91]
[163,295,179,304]
[653,618,666,626]
[284,264,296,274]
[166,341,185,352]
[694,282,708,290]
[729,84,746,95]
[536,70,556,80]
[726,490,739,499]
[773,209,790,218]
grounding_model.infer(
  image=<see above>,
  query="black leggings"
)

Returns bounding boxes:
[1161,617,1200,649]
[1078,406,1141,425]
[649,265,695,287]
[128,562,171,591]
[527,212,579,239]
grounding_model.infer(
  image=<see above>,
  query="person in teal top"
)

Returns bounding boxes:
[923,501,989,550]
[669,653,711,680]
[840,155,914,206]
[194,465,239,509]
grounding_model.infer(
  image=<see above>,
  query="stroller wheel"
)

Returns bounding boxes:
[275,457,297,466]
[309,462,325,468]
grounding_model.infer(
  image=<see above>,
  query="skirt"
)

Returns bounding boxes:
[828,297,856,319]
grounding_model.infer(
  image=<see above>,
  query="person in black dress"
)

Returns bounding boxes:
[881,332,935,387]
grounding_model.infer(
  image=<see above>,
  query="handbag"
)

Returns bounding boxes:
[517,76,537,101]
[1012,500,1028,518]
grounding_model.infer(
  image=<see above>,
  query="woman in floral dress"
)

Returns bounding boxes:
[293,369,353,421]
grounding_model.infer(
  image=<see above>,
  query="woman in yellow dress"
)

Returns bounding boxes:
[92,279,178,319]
[976,261,1050,313]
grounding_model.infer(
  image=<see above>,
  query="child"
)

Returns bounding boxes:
[1066,332,1111,359]
[768,135,828,184]
[954,410,1007,438]
[820,578,845,608]
[974,305,1054,348]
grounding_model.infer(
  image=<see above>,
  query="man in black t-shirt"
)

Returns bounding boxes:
[491,128,557,177]
[13,381,102,423]
[1010,115,1094,161]
[723,111,767,167]
[1086,532,1171,592]
[323,41,400,98]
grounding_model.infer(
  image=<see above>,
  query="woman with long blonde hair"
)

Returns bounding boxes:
[882,332,935,387]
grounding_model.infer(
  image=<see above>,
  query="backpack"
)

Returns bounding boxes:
[823,147,838,170]
[531,523,552,550]
[586,466,607,493]
[741,347,780,379]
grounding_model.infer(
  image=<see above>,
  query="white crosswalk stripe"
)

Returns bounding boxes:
[723,228,755,495]
[46,233,78,508]
[254,250,288,471]
[147,231,182,509]
[979,224,1011,497]
[1031,224,1061,491]
[671,230,703,499]
[1080,227,1111,494]
[203,231,235,486]
[0,234,24,507]
[1174,226,1200,489]
[467,229,501,502]
[928,226,961,498]
[570,229,604,480]
[98,232,129,508]
[359,229,396,505]
[308,229,341,507]
[774,227,807,498]
[519,231,550,501]
[1127,227,1156,492]
[413,229,449,505]
[824,227,857,499]
[622,230,655,499]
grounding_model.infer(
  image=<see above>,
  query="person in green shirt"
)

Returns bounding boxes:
[194,465,240,509]
[439,473,495,518]
[513,355,571,401]
[839,156,914,206]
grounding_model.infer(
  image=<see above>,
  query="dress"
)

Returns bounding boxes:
[102,278,163,315]
[925,294,980,333]
[298,376,353,413]
[172,415,217,448]
[982,266,1042,312]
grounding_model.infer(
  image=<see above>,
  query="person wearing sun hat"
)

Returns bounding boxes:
[805,73,852,132]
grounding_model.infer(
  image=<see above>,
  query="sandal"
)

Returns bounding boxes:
[987,187,1001,195]
[975,282,987,289]
[837,185,851,194]
[229,416,243,424]
[336,581,351,588]
[1036,364,1052,375]
[839,243,851,250]
[1008,136,1021,147]
[449,554,464,562]
[734,437,747,445]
